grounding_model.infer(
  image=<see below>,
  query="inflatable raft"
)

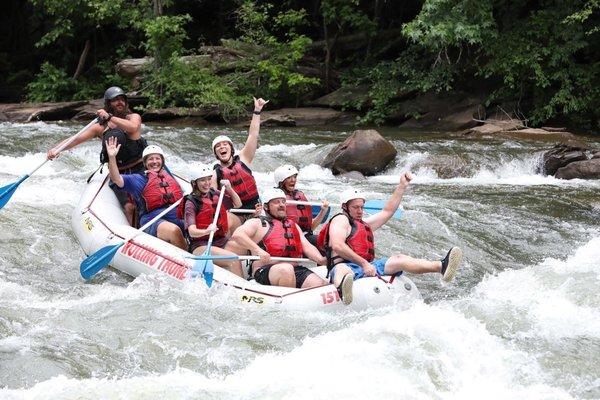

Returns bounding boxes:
[71,168,421,311]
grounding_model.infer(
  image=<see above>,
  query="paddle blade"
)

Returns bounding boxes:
[364,200,403,219]
[80,242,124,279]
[0,175,28,210]
[204,262,214,288]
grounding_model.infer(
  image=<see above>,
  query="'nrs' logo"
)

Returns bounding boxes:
[241,295,264,304]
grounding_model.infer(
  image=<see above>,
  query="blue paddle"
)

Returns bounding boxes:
[0,118,98,211]
[287,199,404,219]
[192,187,227,287]
[80,193,188,280]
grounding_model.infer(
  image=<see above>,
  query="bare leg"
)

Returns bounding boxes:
[267,263,296,287]
[384,254,441,275]
[301,273,327,288]
[227,213,242,237]
[124,202,136,226]
[156,221,187,250]
[193,245,243,277]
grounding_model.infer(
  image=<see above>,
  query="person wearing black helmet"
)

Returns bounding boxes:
[47,86,147,224]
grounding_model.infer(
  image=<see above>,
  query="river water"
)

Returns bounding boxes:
[1,121,599,399]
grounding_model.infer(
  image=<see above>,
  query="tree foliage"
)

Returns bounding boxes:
[2,0,597,129]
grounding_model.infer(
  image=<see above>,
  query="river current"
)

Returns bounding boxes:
[0,121,599,399]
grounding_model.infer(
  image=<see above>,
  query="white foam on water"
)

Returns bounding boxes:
[467,236,600,341]
[257,143,318,155]
[1,304,573,399]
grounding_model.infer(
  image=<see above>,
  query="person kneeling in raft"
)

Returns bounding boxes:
[231,188,328,289]
[273,164,330,246]
[106,137,187,250]
[179,164,244,277]
[318,172,463,306]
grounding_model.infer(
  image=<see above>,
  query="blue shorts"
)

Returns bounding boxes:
[330,258,401,281]
[143,217,184,238]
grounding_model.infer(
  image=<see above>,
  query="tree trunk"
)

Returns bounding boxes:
[73,39,91,80]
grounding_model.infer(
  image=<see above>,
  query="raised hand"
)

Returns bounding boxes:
[105,136,121,158]
[399,171,413,188]
[253,97,269,112]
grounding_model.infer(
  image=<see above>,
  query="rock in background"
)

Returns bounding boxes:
[321,129,397,176]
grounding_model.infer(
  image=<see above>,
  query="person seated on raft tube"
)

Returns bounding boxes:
[47,86,147,225]
[230,188,328,289]
[179,164,244,277]
[105,137,187,250]
[211,97,269,233]
[318,172,463,306]
[273,164,330,246]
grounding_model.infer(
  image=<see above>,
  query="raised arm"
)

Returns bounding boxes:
[238,97,269,165]
[105,136,125,188]
[365,172,412,231]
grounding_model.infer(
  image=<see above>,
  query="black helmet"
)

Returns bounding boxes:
[104,86,127,102]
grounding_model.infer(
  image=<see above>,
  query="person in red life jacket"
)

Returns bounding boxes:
[47,86,147,225]
[318,172,463,305]
[211,97,269,233]
[273,164,330,246]
[230,188,327,289]
[181,164,244,277]
[105,137,187,250]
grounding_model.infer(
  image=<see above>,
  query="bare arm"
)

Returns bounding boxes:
[221,179,242,208]
[231,219,263,254]
[239,97,269,165]
[298,225,326,265]
[47,123,103,159]
[310,200,330,231]
[105,136,124,188]
[97,109,142,138]
[329,215,371,269]
[365,172,412,231]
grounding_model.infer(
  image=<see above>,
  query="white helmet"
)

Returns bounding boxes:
[339,188,366,205]
[273,164,299,185]
[189,164,213,181]
[212,135,234,151]
[262,188,286,204]
[142,145,165,160]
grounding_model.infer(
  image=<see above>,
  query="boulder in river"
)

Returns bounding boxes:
[555,158,600,180]
[539,140,589,176]
[321,129,397,176]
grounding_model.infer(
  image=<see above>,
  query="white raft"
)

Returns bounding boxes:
[71,168,421,311]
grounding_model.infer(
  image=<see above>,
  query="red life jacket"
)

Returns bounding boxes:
[317,213,375,264]
[258,215,303,258]
[141,170,183,213]
[284,189,313,233]
[191,190,228,239]
[215,155,259,207]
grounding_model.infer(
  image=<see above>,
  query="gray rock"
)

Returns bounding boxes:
[338,171,366,181]
[321,129,397,176]
[539,141,590,175]
[555,158,600,180]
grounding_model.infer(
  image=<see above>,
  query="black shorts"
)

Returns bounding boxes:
[254,264,314,288]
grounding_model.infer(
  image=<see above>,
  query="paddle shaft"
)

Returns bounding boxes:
[33,118,99,176]
[188,254,310,263]
[204,188,227,251]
